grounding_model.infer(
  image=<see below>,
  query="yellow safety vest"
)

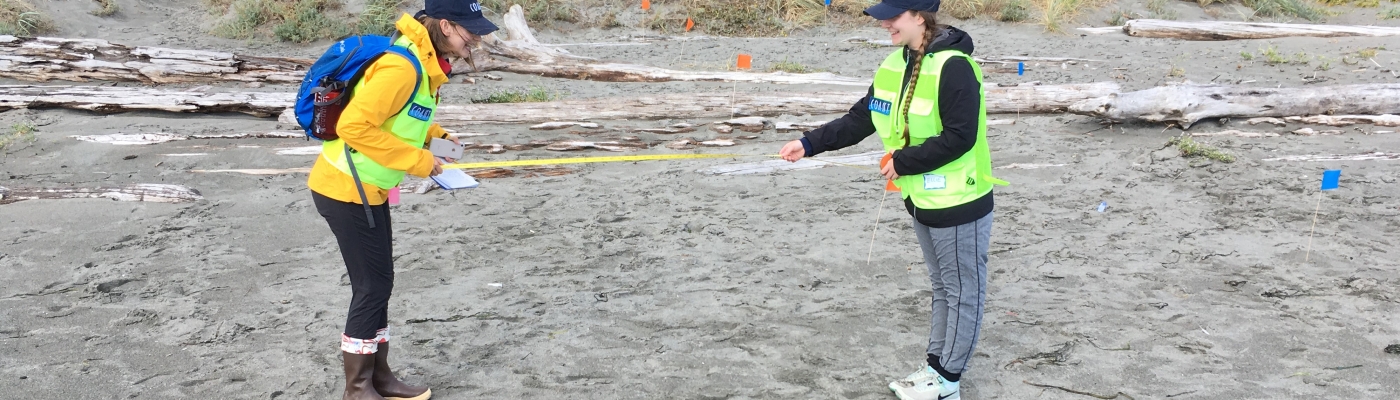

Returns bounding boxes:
[320,36,436,190]
[870,49,1007,209]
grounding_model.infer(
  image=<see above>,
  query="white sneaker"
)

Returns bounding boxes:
[888,365,959,400]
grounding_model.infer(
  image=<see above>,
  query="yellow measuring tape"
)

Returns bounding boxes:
[443,153,759,170]
[441,152,879,171]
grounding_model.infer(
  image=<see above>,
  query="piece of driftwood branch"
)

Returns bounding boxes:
[544,140,649,152]
[995,163,1068,169]
[1190,130,1280,138]
[465,5,870,86]
[1077,26,1127,35]
[0,82,1115,123]
[697,151,882,175]
[0,184,202,204]
[1123,19,1400,40]
[1069,83,1400,128]
[1285,114,1400,127]
[0,36,308,84]
[0,85,293,116]
[73,131,302,145]
[1262,152,1399,162]
[530,121,600,130]
[190,168,312,175]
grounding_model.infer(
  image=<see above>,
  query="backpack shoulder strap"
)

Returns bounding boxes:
[381,44,424,116]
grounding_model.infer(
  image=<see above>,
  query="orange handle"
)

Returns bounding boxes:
[881,153,898,192]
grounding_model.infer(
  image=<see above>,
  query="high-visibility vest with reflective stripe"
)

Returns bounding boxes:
[320,36,436,190]
[870,49,1007,210]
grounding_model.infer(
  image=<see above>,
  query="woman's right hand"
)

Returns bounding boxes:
[779,140,806,162]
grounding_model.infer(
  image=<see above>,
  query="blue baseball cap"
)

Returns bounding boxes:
[424,0,499,36]
[864,0,941,20]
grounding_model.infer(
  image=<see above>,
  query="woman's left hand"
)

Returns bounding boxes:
[881,155,900,181]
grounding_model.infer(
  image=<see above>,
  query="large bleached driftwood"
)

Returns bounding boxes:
[1123,19,1400,40]
[1069,83,1400,127]
[0,6,868,87]
[1285,115,1400,127]
[0,85,294,116]
[467,5,870,86]
[0,36,309,84]
[0,184,203,204]
[487,61,872,86]
[72,131,303,145]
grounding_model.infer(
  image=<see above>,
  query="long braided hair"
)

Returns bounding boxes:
[897,11,944,148]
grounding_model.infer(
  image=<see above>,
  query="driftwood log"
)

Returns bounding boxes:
[0,184,203,204]
[73,131,302,145]
[470,5,870,86]
[0,36,308,84]
[89,81,1104,123]
[0,85,293,116]
[0,6,868,87]
[1262,152,1400,162]
[1123,19,1400,40]
[1285,115,1400,127]
[1069,83,1400,127]
[0,82,1174,123]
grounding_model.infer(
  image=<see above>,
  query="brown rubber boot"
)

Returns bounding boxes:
[343,352,386,400]
[373,342,431,400]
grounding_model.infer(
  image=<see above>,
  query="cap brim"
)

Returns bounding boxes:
[455,17,499,36]
[862,3,906,20]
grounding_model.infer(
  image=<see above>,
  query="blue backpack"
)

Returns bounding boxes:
[294,34,424,229]
[294,34,424,142]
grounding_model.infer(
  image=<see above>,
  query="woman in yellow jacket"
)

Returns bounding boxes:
[309,1,495,399]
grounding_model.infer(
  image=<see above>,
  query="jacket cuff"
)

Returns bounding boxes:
[891,150,914,176]
[406,149,435,178]
[799,137,814,157]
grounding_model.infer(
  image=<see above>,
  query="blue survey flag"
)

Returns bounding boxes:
[1018,62,1024,75]
[1321,170,1341,191]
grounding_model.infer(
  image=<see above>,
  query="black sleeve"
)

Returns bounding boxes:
[801,85,877,156]
[891,57,980,176]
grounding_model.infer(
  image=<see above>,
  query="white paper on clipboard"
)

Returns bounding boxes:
[430,168,479,190]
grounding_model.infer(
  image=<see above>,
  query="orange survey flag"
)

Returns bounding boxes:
[685,18,695,32]
[641,0,650,10]
[881,153,899,192]
[737,54,752,69]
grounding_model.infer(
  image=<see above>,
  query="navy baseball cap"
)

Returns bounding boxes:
[864,0,941,20]
[424,0,499,36]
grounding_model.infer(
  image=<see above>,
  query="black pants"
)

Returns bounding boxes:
[313,191,393,340]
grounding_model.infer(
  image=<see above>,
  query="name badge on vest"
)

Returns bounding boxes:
[923,174,946,190]
[868,98,892,115]
[407,103,433,121]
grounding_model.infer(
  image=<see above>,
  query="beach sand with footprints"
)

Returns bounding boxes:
[2,0,1399,398]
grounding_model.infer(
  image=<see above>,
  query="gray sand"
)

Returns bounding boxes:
[2,1,1398,399]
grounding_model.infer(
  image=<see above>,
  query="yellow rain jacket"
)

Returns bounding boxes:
[307,14,455,205]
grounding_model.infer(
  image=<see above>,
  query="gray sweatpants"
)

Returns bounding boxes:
[912,212,992,374]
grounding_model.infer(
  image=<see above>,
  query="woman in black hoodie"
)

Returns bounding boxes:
[777,1,1004,399]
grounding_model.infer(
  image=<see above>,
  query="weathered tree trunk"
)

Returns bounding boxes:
[1069,84,1400,127]
[0,7,869,86]
[0,82,1118,122]
[0,184,203,204]
[1263,152,1400,162]
[1123,19,1400,40]
[468,5,872,86]
[1285,114,1400,127]
[487,61,872,86]
[72,131,302,145]
[0,36,309,84]
[0,85,294,116]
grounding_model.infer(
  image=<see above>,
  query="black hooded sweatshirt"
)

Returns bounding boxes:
[800,26,992,229]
